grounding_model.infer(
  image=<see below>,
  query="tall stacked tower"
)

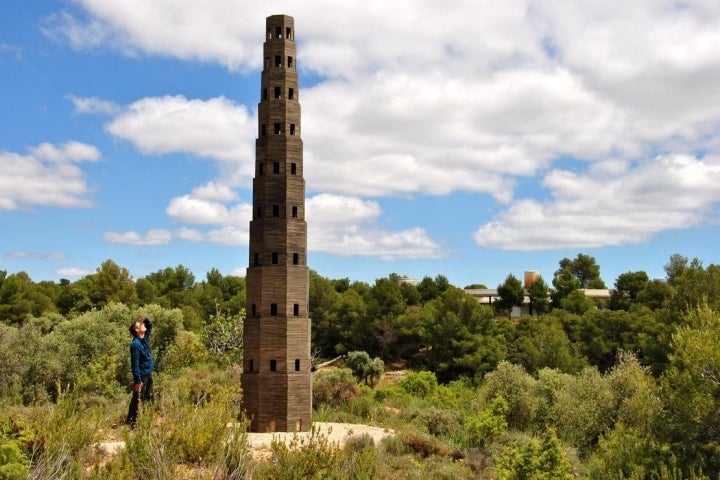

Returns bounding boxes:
[241,14,311,433]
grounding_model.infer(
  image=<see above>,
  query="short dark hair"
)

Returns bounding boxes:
[129,321,140,337]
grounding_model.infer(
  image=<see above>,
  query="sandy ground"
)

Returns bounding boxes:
[96,422,394,461]
[247,421,394,448]
[246,422,395,460]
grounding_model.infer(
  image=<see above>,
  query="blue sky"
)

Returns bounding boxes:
[1,1,719,289]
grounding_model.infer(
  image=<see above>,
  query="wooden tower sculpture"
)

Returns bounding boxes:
[241,14,312,433]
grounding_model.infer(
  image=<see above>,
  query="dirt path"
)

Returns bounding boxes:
[247,422,394,448]
[246,422,395,460]
[96,422,395,461]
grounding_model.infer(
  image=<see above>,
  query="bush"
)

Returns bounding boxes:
[552,366,615,451]
[410,407,463,438]
[465,396,508,449]
[0,436,29,480]
[585,423,668,480]
[398,371,438,398]
[118,366,247,479]
[161,331,209,372]
[25,392,101,479]
[479,362,538,431]
[339,434,379,480]
[494,428,573,480]
[255,425,340,479]
[313,368,360,408]
[393,429,451,458]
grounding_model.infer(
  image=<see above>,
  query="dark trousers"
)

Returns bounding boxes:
[126,374,154,426]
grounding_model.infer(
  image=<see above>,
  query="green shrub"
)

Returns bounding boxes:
[372,384,409,405]
[394,429,451,458]
[0,436,29,480]
[494,427,573,480]
[313,368,360,408]
[346,394,375,421]
[165,363,242,406]
[585,423,669,480]
[410,407,463,438]
[552,366,615,451]
[161,331,209,372]
[465,396,508,449]
[398,371,438,397]
[202,310,244,367]
[479,362,538,431]
[118,368,247,479]
[255,425,340,479]
[26,392,101,479]
[338,434,379,480]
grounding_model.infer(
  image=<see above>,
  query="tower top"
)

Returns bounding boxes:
[267,14,293,21]
[266,15,294,39]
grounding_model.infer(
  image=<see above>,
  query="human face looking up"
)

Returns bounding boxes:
[134,321,147,338]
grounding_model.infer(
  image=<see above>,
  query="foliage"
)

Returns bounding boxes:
[24,391,101,479]
[82,259,138,310]
[556,254,606,289]
[313,368,361,408]
[161,330,209,372]
[338,434,379,480]
[398,371,439,398]
[202,309,244,366]
[410,406,464,438]
[560,289,595,314]
[418,287,498,381]
[611,271,650,311]
[526,275,550,316]
[1,254,720,477]
[509,316,586,374]
[104,366,247,480]
[551,366,615,452]
[387,428,452,458]
[585,423,669,480]
[0,324,24,401]
[494,428,573,480]
[0,435,29,480]
[660,304,720,476]
[464,396,508,448]
[479,362,538,431]
[606,351,662,433]
[256,425,341,479]
[0,272,56,325]
[345,351,384,386]
[496,274,525,318]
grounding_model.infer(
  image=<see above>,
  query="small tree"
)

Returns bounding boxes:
[610,271,650,311]
[496,274,525,319]
[345,351,384,386]
[495,427,573,480]
[527,275,550,316]
[561,290,595,314]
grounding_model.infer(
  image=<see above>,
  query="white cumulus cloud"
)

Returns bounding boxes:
[45,0,720,254]
[0,143,98,210]
[103,229,172,245]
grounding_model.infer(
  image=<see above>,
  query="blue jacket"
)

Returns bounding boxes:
[130,318,155,383]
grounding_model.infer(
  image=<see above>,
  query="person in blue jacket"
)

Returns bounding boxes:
[125,314,155,428]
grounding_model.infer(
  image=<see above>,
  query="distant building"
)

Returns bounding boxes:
[397,276,418,286]
[465,270,610,317]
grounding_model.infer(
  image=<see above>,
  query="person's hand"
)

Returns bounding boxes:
[134,383,143,392]
[141,314,147,321]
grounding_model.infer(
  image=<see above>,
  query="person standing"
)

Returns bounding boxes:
[126,314,155,428]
